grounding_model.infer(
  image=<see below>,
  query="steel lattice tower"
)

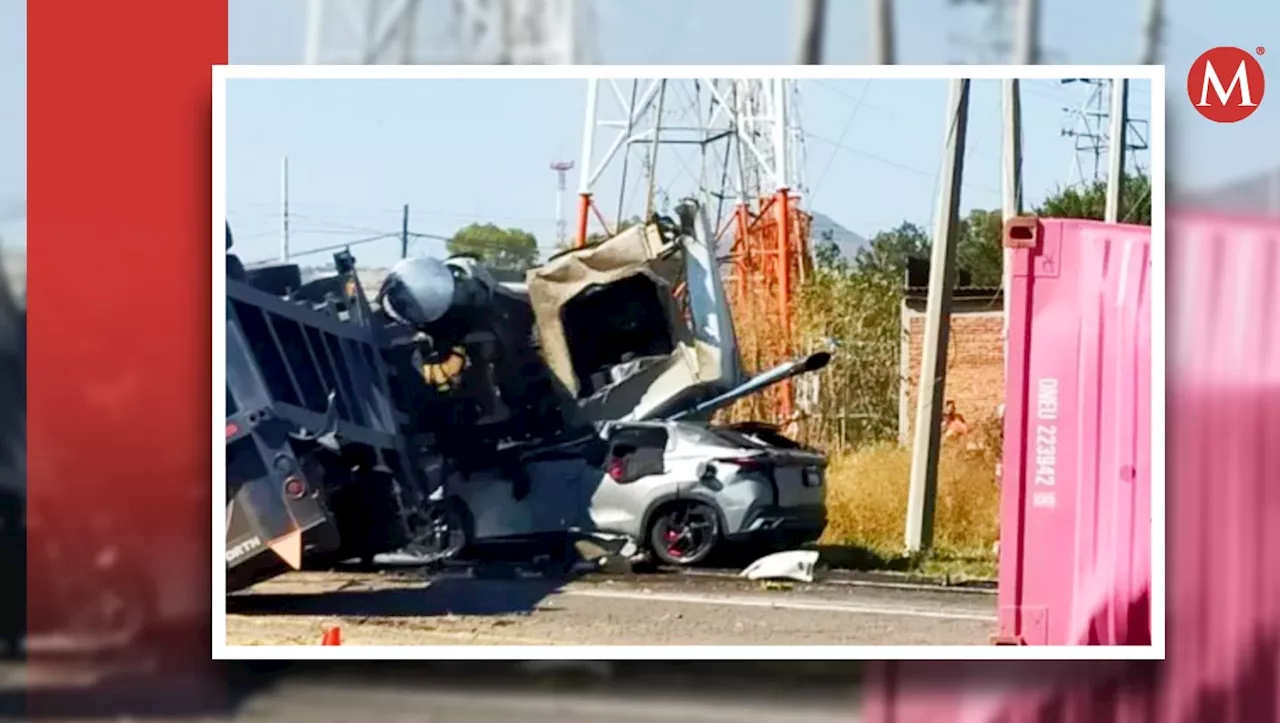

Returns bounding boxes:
[574,78,811,423]
[1059,79,1150,187]
[303,0,588,64]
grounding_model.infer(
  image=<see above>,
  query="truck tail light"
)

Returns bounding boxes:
[283,476,307,500]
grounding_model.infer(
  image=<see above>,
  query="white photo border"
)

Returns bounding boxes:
[212,62,1166,662]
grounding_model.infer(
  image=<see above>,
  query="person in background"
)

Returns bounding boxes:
[941,399,969,439]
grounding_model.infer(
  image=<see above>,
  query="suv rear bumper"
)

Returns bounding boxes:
[729,504,827,542]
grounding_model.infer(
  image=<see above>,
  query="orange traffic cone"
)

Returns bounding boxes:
[320,626,342,646]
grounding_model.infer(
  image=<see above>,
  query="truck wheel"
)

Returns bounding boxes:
[407,499,471,562]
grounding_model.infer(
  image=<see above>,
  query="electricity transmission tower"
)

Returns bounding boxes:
[303,0,588,64]
[574,78,811,422]
[1058,79,1149,187]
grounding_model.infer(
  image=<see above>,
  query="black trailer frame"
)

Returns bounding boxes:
[225,244,453,591]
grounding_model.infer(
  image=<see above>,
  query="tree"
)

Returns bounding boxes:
[796,230,907,447]
[446,223,539,272]
[1035,173,1152,225]
[813,229,844,271]
[940,172,1154,288]
[956,209,1004,287]
[852,221,930,281]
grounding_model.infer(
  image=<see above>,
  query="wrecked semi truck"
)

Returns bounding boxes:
[224,198,830,590]
[225,228,468,592]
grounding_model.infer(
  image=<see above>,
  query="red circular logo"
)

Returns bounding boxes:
[1187,46,1265,123]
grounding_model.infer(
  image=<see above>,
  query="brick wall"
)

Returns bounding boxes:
[898,308,1004,444]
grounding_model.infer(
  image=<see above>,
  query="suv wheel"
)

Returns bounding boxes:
[647,502,719,566]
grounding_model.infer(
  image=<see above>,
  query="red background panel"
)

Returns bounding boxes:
[27,0,225,657]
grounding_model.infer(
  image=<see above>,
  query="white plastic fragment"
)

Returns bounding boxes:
[739,549,820,583]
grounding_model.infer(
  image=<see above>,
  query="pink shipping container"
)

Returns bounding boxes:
[861,211,1280,722]
[995,216,1153,647]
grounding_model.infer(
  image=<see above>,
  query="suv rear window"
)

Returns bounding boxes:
[608,426,668,482]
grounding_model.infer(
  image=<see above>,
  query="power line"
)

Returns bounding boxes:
[810,81,873,199]
[803,131,1002,198]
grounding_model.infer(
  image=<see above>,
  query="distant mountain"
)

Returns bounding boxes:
[808,211,869,262]
[713,210,869,268]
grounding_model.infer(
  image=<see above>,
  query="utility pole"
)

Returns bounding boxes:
[550,161,574,249]
[905,78,971,553]
[1011,0,1039,64]
[1105,79,1129,223]
[1001,79,1023,351]
[279,157,290,262]
[794,0,826,64]
[870,0,895,64]
[400,203,410,258]
[1139,0,1164,65]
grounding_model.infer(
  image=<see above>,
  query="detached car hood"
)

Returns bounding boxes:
[526,199,742,426]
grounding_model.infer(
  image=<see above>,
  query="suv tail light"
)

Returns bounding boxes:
[606,458,627,482]
[717,456,770,470]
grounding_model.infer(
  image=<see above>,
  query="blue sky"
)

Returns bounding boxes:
[226,0,1277,181]
[220,0,1271,267]
[225,76,1151,268]
[2,0,1275,253]
[0,0,25,249]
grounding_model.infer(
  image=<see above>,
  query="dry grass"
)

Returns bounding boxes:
[820,433,1001,576]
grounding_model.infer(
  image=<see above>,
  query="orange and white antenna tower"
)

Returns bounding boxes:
[574,78,811,421]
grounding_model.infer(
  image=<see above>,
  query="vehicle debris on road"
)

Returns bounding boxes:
[740,549,821,583]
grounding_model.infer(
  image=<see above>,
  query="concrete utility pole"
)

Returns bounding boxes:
[400,203,410,258]
[870,0,895,64]
[794,0,826,64]
[905,78,971,553]
[1139,0,1164,65]
[1105,79,1129,223]
[1001,79,1023,347]
[279,157,290,262]
[1011,0,1040,64]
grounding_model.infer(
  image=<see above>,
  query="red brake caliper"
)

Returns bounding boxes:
[665,527,682,556]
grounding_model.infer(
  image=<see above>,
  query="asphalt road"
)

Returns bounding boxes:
[235,682,860,722]
[226,569,996,646]
[1,670,861,722]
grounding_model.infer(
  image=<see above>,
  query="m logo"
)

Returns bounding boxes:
[1187,46,1265,123]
